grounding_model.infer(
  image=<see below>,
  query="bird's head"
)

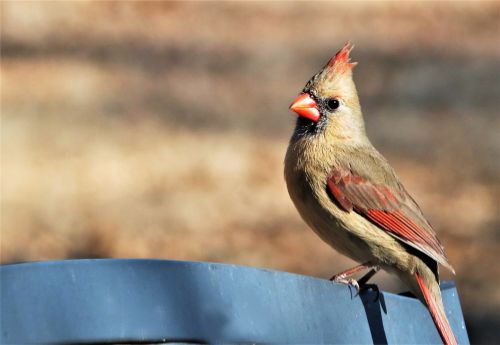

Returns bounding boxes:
[290,43,366,142]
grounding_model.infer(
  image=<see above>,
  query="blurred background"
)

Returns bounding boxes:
[1,1,499,343]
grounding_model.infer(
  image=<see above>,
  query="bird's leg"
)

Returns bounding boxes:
[329,262,372,282]
[330,262,378,295]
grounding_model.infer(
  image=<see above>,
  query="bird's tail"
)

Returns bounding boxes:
[414,270,458,345]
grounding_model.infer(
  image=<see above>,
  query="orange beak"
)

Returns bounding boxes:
[289,93,320,122]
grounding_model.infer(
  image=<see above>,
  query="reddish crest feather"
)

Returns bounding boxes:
[327,42,358,73]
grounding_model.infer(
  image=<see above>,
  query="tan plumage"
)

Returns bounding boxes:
[285,43,457,345]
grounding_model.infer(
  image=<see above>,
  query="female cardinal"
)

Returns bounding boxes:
[285,43,458,345]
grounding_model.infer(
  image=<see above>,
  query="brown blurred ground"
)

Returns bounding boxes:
[1,1,499,343]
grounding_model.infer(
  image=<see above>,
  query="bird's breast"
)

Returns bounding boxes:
[284,139,376,263]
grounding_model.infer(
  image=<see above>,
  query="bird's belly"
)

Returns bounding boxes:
[287,180,374,264]
[307,205,374,264]
[285,165,412,271]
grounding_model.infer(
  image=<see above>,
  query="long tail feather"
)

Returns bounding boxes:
[415,272,458,345]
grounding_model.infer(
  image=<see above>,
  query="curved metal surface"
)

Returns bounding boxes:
[0,259,469,344]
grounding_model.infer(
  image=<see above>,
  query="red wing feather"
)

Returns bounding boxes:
[328,169,453,271]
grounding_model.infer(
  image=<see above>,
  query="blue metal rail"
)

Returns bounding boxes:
[0,259,469,344]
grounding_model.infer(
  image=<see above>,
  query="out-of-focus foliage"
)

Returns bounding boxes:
[1,2,499,343]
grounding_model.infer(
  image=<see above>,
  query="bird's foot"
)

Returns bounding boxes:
[332,276,360,294]
[330,263,380,297]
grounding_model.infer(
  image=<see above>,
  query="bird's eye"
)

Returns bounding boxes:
[326,99,340,111]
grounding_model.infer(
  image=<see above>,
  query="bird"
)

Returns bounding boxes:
[284,42,458,345]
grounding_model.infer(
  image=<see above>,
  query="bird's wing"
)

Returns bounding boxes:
[327,165,454,272]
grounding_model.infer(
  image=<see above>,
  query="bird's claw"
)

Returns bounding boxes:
[332,276,360,295]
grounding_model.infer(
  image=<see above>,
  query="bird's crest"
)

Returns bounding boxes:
[327,42,357,74]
